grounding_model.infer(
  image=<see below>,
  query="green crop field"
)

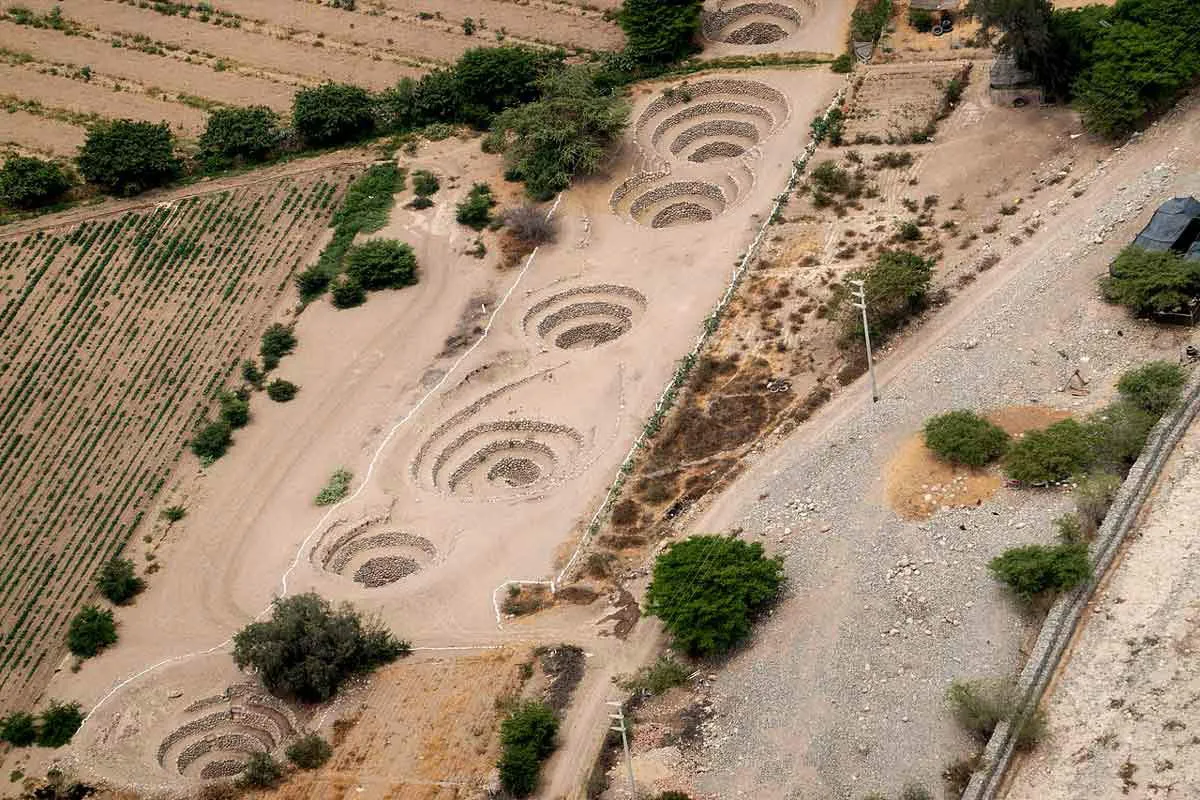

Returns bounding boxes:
[0,164,358,711]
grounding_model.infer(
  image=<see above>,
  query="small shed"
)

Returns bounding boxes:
[1133,196,1200,254]
[989,52,1043,107]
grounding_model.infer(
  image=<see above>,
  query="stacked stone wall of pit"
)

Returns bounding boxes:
[701,2,806,41]
[556,322,627,348]
[537,302,634,337]
[649,101,775,150]
[325,532,436,573]
[354,556,421,587]
[651,202,716,227]
[670,120,761,156]
[431,420,584,487]
[638,80,788,134]
[690,141,749,162]
[200,760,246,780]
[447,438,559,492]
[177,731,271,773]
[629,181,727,219]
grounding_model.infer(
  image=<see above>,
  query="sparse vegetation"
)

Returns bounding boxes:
[232,592,410,702]
[96,557,145,605]
[842,249,934,345]
[947,679,1046,750]
[162,505,187,523]
[456,182,496,228]
[314,468,352,506]
[502,204,557,245]
[621,655,691,695]
[646,535,784,656]
[923,411,1010,467]
[989,542,1092,599]
[66,604,117,658]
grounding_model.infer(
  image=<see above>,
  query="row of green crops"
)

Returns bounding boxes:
[0,166,358,708]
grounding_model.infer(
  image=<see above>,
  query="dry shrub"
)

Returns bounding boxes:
[584,552,614,579]
[610,499,641,528]
[556,585,599,605]
[499,230,536,269]
[503,204,558,244]
[503,584,552,616]
[599,532,647,550]
[637,473,679,504]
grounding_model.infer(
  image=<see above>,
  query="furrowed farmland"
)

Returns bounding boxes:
[0,164,359,711]
[0,0,623,156]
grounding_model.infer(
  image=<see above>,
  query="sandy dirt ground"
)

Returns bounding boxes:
[7,67,842,795]
[0,108,86,156]
[609,91,1200,799]
[1002,428,1200,800]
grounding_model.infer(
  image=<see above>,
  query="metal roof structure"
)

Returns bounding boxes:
[1133,196,1200,252]
[989,52,1037,88]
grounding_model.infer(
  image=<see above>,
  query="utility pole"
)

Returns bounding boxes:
[849,279,879,403]
[607,701,636,798]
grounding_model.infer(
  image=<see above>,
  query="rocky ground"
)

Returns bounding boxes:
[654,98,1200,800]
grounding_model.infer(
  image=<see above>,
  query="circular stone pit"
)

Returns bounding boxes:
[522,284,648,350]
[636,80,790,164]
[315,519,437,589]
[702,2,809,45]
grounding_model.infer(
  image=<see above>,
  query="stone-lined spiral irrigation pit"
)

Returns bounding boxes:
[522,285,648,349]
[156,685,299,780]
[312,516,438,588]
[411,374,588,500]
[702,1,813,45]
[612,78,787,226]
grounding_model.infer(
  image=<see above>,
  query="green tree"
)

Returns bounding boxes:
[452,45,564,125]
[923,410,1010,467]
[232,592,410,702]
[498,743,541,797]
[331,276,366,308]
[266,379,299,402]
[292,82,375,146]
[989,542,1092,599]
[0,156,71,209]
[286,733,333,769]
[489,66,630,199]
[1004,418,1094,484]
[191,419,233,464]
[501,702,558,759]
[1101,246,1200,315]
[0,712,37,747]
[1117,360,1186,416]
[345,239,418,290]
[846,249,934,343]
[260,323,297,369]
[67,605,117,658]
[219,390,250,429]
[619,0,703,64]
[36,701,83,748]
[77,119,181,196]
[96,557,145,605]
[645,535,784,656]
[241,358,264,388]
[198,105,283,167]
[238,752,283,788]
[967,0,1054,72]
[455,182,496,228]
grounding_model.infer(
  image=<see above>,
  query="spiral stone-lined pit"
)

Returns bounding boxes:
[314,517,437,588]
[636,79,790,164]
[157,686,298,780]
[702,2,809,45]
[611,169,753,227]
[523,285,648,350]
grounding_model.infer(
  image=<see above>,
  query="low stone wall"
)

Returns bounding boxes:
[962,374,1200,799]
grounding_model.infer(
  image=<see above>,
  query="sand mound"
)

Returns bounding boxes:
[314,518,437,588]
[702,2,811,45]
[523,284,648,349]
[156,686,297,779]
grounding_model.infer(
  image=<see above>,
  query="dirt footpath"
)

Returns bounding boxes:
[677,93,1200,800]
[1003,429,1200,800]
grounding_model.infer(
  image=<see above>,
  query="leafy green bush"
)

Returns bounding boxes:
[77,119,181,196]
[488,65,629,199]
[287,733,333,769]
[456,182,496,228]
[843,249,934,345]
[260,323,297,369]
[411,169,440,196]
[241,358,264,389]
[191,419,232,464]
[451,45,564,125]
[345,239,418,290]
[622,656,691,695]
[292,82,375,146]
[646,535,784,656]
[96,557,145,605]
[0,712,37,747]
[198,106,283,167]
[851,0,892,41]
[1004,418,1093,484]
[232,592,410,701]
[331,276,366,308]
[218,390,250,429]
[162,504,187,522]
[0,156,71,209]
[408,195,434,210]
[36,701,83,748]
[67,605,117,658]
[498,701,558,797]
[923,410,1010,467]
[1086,401,1155,473]
[1101,246,1200,315]
[989,542,1092,599]
[1117,360,1186,415]
[238,752,283,788]
[315,468,352,506]
[267,379,299,402]
[946,679,1046,749]
[618,0,703,64]
[831,53,854,73]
